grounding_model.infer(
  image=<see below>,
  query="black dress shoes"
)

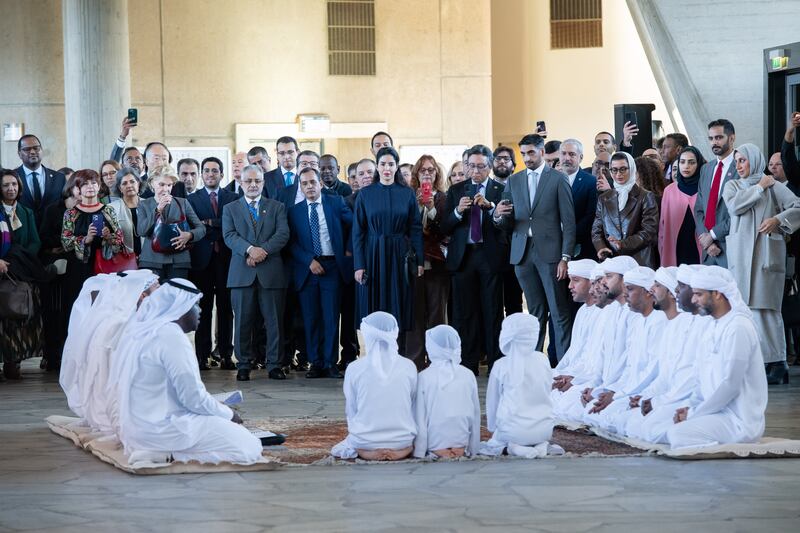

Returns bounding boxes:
[236,369,251,381]
[269,368,287,380]
[306,367,327,378]
[199,359,210,371]
[220,358,237,371]
[766,361,789,385]
[328,368,344,379]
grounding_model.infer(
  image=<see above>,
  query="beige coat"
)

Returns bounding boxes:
[723,180,800,310]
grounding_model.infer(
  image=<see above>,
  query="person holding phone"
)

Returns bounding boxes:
[137,165,205,280]
[405,155,449,369]
[61,169,125,328]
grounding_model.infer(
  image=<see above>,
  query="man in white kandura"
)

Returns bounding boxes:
[557,255,639,423]
[582,266,666,431]
[480,313,555,458]
[82,270,159,434]
[551,259,599,403]
[115,279,263,465]
[625,264,711,442]
[60,273,118,421]
[666,266,768,449]
[413,325,481,459]
[332,311,418,461]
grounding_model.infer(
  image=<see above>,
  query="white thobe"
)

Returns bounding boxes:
[552,304,600,378]
[582,310,667,430]
[118,323,262,464]
[332,356,418,458]
[624,314,710,441]
[483,351,554,451]
[556,301,634,422]
[666,310,768,449]
[413,365,481,458]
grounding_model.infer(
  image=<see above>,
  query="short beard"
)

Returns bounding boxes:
[493,166,512,179]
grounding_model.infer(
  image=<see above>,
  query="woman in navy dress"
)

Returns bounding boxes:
[353,147,423,342]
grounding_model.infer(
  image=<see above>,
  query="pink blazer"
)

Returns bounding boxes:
[658,183,702,267]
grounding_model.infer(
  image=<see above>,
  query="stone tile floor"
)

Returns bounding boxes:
[1,360,799,532]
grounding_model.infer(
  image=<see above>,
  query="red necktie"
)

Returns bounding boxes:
[210,191,220,252]
[704,161,723,231]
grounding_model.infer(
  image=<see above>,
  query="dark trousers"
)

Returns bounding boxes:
[339,281,359,367]
[153,264,189,281]
[514,239,574,360]
[502,268,523,315]
[405,268,450,368]
[281,289,307,367]
[450,245,503,373]
[297,258,342,370]
[231,283,284,371]
[190,252,233,363]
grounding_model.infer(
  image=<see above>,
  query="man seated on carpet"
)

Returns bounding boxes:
[332,311,418,461]
[115,279,263,465]
[557,256,639,423]
[582,267,666,431]
[625,264,711,442]
[413,325,481,459]
[665,266,768,449]
[480,313,554,458]
[551,259,599,396]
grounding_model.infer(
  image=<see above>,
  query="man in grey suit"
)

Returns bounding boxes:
[223,164,291,381]
[694,119,737,267]
[494,133,576,363]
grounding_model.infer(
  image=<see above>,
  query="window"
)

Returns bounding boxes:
[327,0,375,76]
[550,0,602,50]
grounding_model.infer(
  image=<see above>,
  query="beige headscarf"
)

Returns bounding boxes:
[734,143,766,186]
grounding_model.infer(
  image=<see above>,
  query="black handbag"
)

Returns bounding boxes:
[151,201,193,254]
[0,273,34,320]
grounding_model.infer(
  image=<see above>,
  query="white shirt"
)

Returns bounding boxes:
[526,161,546,206]
[486,350,554,447]
[23,165,45,196]
[553,303,600,377]
[567,170,579,187]
[335,356,418,453]
[308,198,334,256]
[602,309,667,397]
[708,152,735,239]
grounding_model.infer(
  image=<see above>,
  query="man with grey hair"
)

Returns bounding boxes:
[560,139,597,261]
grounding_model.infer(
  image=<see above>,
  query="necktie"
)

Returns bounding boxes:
[209,191,219,252]
[309,202,323,256]
[704,161,724,231]
[529,170,538,207]
[31,171,42,205]
[248,200,259,233]
[284,171,294,187]
[470,183,483,242]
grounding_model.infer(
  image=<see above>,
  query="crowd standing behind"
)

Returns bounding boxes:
[2,112,800,389]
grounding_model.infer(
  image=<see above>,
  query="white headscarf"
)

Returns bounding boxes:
[60,273,119,417]
[654,266,679,297]
[590,263,606,281]
[689,265,752,318]
[676,263,703,285]
[567,259,598,280]
[613,151,637,210]
[425,325,461,389]
[601,255,639,275]
[623,266,655,290]
[360,311,400,382]
[115,279,203,451]
[498,312,542,387]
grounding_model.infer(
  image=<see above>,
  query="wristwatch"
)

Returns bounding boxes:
[561,255,571,262]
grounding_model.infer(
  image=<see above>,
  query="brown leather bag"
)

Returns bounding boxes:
[0,273,34,320]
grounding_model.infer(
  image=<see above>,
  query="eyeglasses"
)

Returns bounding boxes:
[494,156,512,163]
[20,145,42,153]
[419,167,437,174]
[609,167,629,174]
[298,161,320,169]
[466,163,489,171]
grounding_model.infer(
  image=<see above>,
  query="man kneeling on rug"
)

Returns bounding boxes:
[331,312,418,460]
[115,279,263,465]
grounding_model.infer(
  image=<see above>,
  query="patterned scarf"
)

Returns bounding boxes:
[0,205,11,259]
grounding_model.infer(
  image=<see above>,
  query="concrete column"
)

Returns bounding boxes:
[62,0,131,168]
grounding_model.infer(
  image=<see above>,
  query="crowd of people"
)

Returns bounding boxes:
[1,112,800,392]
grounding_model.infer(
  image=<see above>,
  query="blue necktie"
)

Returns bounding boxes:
[284,171,294,187]
[309,202,322,256]
[248,200,259,223]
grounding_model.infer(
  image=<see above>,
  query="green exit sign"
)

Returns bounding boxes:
[772,56,788,70]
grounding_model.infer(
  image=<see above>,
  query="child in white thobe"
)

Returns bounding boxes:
[413,325,481,459]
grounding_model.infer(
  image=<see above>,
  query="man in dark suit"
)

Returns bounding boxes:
[15,134,66,227]
[494,133,576,363]
[224,151,248,197]
[287,168,353,378]
[492,145,522,316]
[188,157,238,371]
[440,144,509,375]
[247,145,272,175]
[222,164,290,381]
[694,119,738,267]
[319,154,353,197]
[263,136,300,199]
[109,115,136,162]
[559,139,598,261]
